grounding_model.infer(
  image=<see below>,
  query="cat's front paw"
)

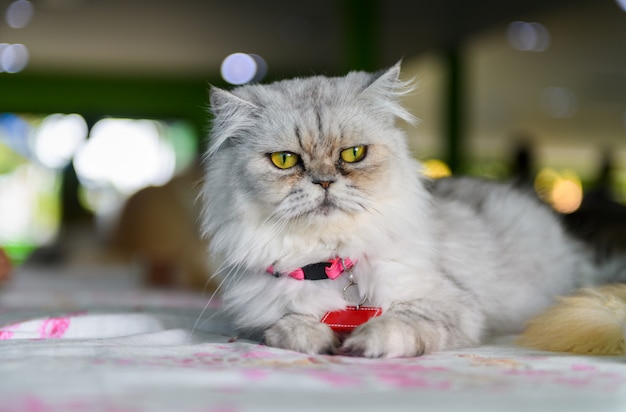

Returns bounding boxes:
[339,315,441,358]
[265,314,339,354]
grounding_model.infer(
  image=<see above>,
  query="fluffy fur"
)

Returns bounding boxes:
[517,285,626,355]
[200,62,612,358]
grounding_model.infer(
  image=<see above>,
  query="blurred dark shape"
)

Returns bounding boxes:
[26,162,96,266]
[0,248,12,282]
[563,149,626,262]
[110,161,218,291]
[510,137,535,188]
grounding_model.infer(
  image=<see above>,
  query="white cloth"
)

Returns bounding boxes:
[1,267,625,412]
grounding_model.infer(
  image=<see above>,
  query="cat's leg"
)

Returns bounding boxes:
[264,313,339,354]
[340,300,483,358]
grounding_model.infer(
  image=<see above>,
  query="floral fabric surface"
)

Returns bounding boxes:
[1,267,625,412]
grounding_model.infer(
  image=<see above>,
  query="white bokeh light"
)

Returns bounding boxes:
[5,0,34,28]
[74,118,176,195]
[220,53,267,85]
[33,114,88,169]
[0,43,29,73]
[507,21,550,52]
[0,164,59,245]
[541,87,577,118]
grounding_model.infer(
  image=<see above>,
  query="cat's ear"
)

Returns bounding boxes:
[209,87,258,117]
[361,61,417,125]
[366,61,403,92]
[207,87,259,157]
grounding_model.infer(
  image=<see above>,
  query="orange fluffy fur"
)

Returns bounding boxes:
[517,284,626,355]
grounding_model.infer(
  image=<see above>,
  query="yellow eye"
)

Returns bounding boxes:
[270,152,299,169]
[340,145,367,163]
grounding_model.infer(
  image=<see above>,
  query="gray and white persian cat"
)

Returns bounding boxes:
[201,62,623,358]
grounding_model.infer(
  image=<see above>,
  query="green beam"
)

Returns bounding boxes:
[0,72,215,138]
[443,46,464,173]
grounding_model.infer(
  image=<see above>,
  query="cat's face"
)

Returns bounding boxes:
[244,113,395,224]
[206,64,415,228]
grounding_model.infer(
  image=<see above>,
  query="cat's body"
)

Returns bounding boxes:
[201,63,616,358]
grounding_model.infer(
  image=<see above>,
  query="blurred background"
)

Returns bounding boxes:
[0,0,625,287]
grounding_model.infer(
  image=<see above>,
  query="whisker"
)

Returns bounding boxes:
[190,211,293,339]
[194,226,291,331]
[200,259,227,295]
[207,261,232,281]
[189,262,240,339]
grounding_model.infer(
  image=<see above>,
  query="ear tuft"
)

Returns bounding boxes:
[362,61,417,125]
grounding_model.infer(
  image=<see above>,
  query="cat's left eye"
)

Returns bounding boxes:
[269,151,299,169]
[340,145,367,163]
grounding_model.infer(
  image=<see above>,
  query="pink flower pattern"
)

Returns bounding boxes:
[38,317,70,339]
[0,324,16,340]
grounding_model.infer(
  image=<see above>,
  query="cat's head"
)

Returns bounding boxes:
[204,62,417,229]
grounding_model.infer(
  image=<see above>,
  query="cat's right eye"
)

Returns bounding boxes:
[340,145,367,163]
[269,151,299,169]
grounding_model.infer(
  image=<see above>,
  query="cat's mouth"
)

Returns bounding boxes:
[316,196,336,215]
[284,191,356,221]
[311,192,346,217]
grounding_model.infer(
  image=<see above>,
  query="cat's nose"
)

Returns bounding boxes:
[312,179,335,189]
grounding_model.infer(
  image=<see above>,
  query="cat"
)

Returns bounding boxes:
[200,61,620,358]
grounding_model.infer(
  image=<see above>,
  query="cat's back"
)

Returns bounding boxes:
[428,176,553,230]
[427,175,570,256]
[425,176,588,333]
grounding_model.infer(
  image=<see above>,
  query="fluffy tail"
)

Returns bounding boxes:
[517,284,626,355]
